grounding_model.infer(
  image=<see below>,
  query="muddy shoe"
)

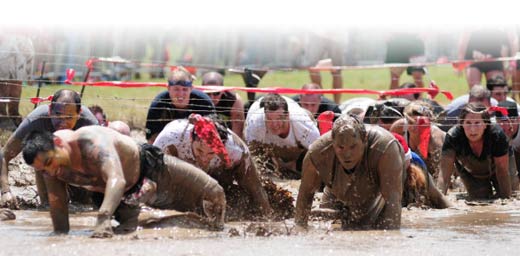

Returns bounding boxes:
[0,209,16,221]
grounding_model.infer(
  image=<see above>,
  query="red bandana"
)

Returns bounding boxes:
[487,106,508,117]
[317,111,335,135]
[189,114,231,167]
[416,116,431,160]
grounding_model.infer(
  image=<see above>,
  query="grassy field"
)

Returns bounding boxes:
[17,64,474,129]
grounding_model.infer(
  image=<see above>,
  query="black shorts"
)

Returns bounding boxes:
[469,61,503,73]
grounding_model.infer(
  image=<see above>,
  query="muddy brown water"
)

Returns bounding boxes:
[2,193,520,256]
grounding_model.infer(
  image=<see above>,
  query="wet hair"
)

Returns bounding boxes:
[468,85,491,103]
[50,89,82,113]
[404,101,434,119]
[379,105,404,124]
[331,114,367,142]
[458,102,491,125]
[192,114,229,144]
[22,130,55,165]
[260,93,288,114]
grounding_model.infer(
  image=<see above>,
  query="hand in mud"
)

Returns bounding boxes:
[91,214,114,238]
[0,209,16,221]
[1,191,19,210]
[203,200,225,231]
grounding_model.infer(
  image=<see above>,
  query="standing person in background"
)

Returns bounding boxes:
[458,27,517,89]
[308,59,343,104]
[385,32,426,90]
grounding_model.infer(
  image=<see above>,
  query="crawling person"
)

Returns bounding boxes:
[244,93,320,179]
[295,115,404,230]
[437,103,512,200]
[21,126,226,238]
[1,89,98,208]
[153,114,276,220]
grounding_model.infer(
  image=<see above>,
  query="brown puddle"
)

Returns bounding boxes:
[1,194,520,255]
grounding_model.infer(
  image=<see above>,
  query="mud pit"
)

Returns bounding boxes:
[2,130,520,255]
[2,189,520,255]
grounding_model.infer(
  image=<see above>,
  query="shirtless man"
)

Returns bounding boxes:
[1,89,98,208]
[244,93,320,179]
[153,115,273,219]
[295,115,404,230]
[21,126,226,238]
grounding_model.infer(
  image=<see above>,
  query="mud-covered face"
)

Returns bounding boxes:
[462,113,486,142]
[31,149,61,176]
[265,109,290,137]
[50,103,80,130]
[168,85,192,109]
[192,138,216,170]
[332,126,365,170]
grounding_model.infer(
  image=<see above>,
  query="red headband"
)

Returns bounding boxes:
[189,114,231,167]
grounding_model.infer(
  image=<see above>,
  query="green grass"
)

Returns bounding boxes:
[18,64,471,129]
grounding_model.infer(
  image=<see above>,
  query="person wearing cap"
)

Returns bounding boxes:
[145,67,215,144]
[295,115,404,230]
[390,101,446,182]
[392,133,451,209]
[1,89,98,209]
[153,114,274,219]
[437,103,512,199]
[201,72,245,138]
[494,101,520,189]
[244,93,320,179]
[291,83,341,118]
[458,28,517,89]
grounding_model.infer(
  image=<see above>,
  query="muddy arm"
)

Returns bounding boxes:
[45,176,69,234]
[0,137,23,208]
[235,156,273,217]
[294,154,321,227]
[166,157,226,230]
[437,151,456,195]
[376,143,403,230]
[425,172,452,209]
[83,142,127,238]
[495,154,512,198]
